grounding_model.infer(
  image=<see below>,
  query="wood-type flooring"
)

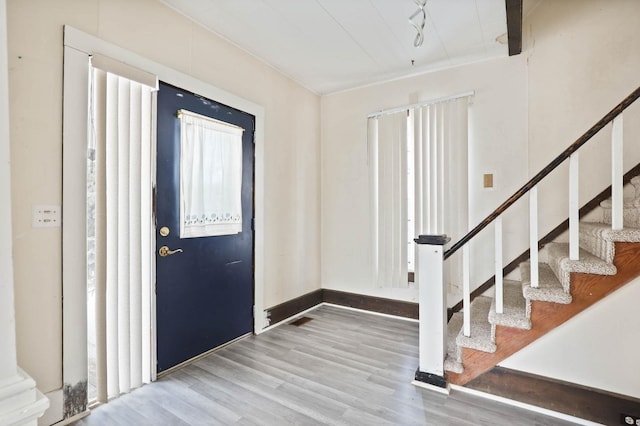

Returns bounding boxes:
[75,305,577,425]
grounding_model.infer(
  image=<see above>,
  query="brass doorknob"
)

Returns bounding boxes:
[159,246,183,257]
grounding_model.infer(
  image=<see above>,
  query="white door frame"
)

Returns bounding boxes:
[62,24,266,413]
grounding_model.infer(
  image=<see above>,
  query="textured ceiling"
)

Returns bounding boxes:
[160,0,509,94]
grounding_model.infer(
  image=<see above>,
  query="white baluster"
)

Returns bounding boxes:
[462,244,471,337]
[494,216,503,314]
[612,115,624,230]
[529,186,539,288]
[569,153,580,260]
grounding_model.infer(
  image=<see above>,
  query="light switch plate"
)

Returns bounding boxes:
[483,173,494,188]
[32,205,61,228]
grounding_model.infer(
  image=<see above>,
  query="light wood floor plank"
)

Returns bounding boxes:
[76,305,578,425]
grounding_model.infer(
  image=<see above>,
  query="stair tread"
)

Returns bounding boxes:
[579,222,640,263]
[579,221,640,242]
[488,280,532,330]
[521,262,572,304]
[600,198,640,209]
[546,242,616,293]
[547,242,617,275]
[456,296,497,353]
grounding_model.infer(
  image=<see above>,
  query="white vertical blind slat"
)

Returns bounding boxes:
[117,77,132,395]
[378,115,390,287]
[140,87,153,385]
[391,115,400,287]
[429,106,438,233]
[422,107,430,233]
[368,118,380,285]
[129,83,143,390]
[413,110,423,235]
[398,114,408,287]
[93,69,108,404]
[105,72,120,400]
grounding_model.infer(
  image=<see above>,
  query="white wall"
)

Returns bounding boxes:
[321,55,529,304]
[500,276,640,399]
[321,0,640,399]
[498,0,640,398]
[7,0,321,394]
[526,0,640,244]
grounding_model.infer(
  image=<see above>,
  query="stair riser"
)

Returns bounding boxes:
[603,208,640,228]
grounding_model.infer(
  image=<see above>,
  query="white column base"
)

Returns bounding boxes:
[0,368,49,426]
[414,234,450,388]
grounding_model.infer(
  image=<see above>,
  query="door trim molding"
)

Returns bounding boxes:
[62,25,266,410]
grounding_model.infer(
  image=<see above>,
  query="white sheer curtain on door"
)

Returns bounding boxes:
[90,59,156,402]
[178,110,244,238]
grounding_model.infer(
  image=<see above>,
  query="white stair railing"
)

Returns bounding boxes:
[414,87,640,389]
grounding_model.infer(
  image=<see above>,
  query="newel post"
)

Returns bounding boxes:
[413,234,450,392]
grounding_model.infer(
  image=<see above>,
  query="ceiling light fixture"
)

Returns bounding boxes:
[409,0,427,47]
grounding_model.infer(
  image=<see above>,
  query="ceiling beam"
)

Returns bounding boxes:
[505,0,523,56]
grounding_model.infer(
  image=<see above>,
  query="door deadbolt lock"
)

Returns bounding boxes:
[159,245,183,257]
[159,226,170,237]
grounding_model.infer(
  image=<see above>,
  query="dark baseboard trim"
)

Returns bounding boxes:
[264,289,419,326]
[322,289,419,319]
[415,369,447,389]
[266,289,323,326]
[465,367,640,425]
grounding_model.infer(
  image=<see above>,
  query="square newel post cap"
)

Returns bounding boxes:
[414,234,450,245]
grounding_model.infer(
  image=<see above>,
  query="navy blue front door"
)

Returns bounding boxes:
[155,82,254,372]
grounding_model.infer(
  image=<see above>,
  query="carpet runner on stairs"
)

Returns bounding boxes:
[445,185,640,376]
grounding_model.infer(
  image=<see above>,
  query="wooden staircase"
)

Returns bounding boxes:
[417,86,640,389]
[447,239,640,385]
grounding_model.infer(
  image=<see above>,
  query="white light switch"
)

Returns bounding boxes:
[32,205,61,228]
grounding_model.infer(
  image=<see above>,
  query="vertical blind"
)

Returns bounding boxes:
[368,95,470,289]
[90,63,155,402]
[368,112,408,288]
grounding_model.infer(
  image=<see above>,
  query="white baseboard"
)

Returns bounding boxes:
[37,389,62,426]
[411,379,450,395]
[51,410,90,426]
